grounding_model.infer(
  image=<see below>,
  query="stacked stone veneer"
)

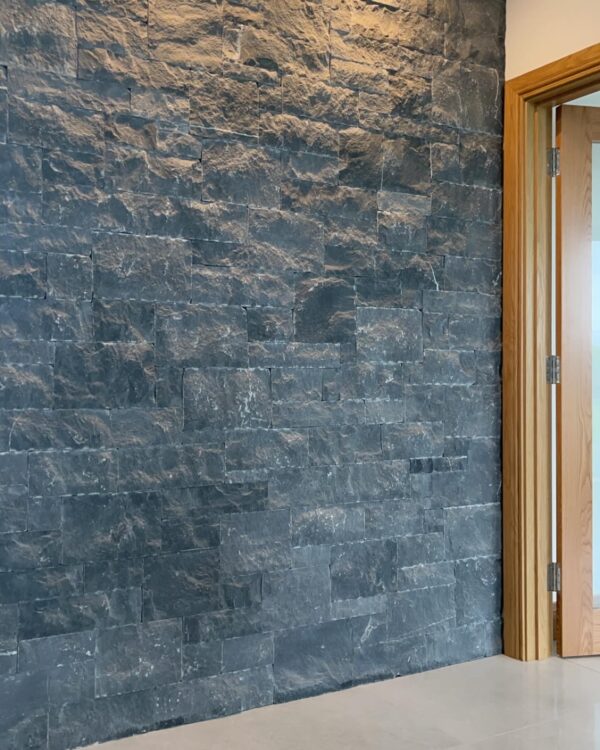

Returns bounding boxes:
[0,0,504,747]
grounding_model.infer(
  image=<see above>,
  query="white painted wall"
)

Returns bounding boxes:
[506,0,600,80]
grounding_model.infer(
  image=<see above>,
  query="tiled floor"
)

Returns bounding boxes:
[95,655,600,750]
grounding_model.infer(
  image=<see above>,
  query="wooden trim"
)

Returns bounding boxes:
[503,44,600,661]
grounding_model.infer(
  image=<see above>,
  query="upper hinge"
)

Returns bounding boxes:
[547,147,560,177]
[547,562,561,593]
[546,354,561,384]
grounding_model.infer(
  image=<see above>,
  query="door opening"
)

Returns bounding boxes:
[555,103,600,656]
[503,43,600,661]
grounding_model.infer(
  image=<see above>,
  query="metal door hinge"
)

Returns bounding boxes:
[547,562,561,592]
[546,355,561,384]
[547,147,560,177]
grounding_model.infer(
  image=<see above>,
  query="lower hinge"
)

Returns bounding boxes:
[547,562,561,593]
[546,355,561,384]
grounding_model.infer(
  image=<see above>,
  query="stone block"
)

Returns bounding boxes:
[322,363,403,401]
[335,460,411,502]
[62,493,161,563]
[455,556,501,625]
[47,254,92,300]
[203,141,281,209]
[427,619,501,671]
[156,304,248,367]
[397,533,445,567]
[117,445,224,492]
[77,8,148,58]
[95,619,181,697]
[444,385,500,438]
[261,565,331,630]
[182,639,222,680]
[388,585,456,639]
[268,466,336,510]
[184,368,271,432]
[432,60,501,134]
[324,217,377,275]
[161,520,220,554]
[357,307,423,363]
[247,308,293,341]
[283,75,358,126]
[338,128,384,189]
[109,407,181,448]
[161,482,268,520]
[190,73,258,135]
[226,428,309,472]
[0,0,77,74]
[260,112,339,156]
[459,132,502,187]
[382,422,444,460]
[92,299,154,343]
[0,143,42,193]
[292,506,365,546]
[0,670,48,749]
[223,632,274,673]
[143,549,220,620]
[445,504,501,559]
[441,0,505,68]
[9,96,105,155]
[29,449,117,497]
[295,275,356,343]
[0,363,53,408]
[249,342,340,368]
[364,501,423,538]
[192,265,294,308]
[220,509,291,575]
[382,137,431,194]
[0,486,27,534]
[309,424,381,466]
[19,588,142,640]
[427,216,501,260]
[0,249,46,298]
[18,630,94,672]
[84,559,143,594]
[271,367,322,402]
[282,150,339,186]
[53,343,155,409]
[330,539,397,599]
[149,0,223,69]
[396,561,455,591]
[272,400,365,429]
[248,208,324,273]
[282,181,378,225]
[274,620,353,701]
[42,148,104,189]
[0,564,83,604]
[0,223,91,257]
[93,234,192,303]
[0,88,6,144]
[0,530,61,572]
[448,315,501,352]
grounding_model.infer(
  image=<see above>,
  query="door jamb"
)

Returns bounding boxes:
[504,43,600,660]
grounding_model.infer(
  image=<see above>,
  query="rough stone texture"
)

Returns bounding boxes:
[0,1,504,747]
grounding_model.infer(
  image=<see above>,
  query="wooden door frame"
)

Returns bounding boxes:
[504,43,600,661]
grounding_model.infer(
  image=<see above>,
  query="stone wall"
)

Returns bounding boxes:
[0,1,505,747]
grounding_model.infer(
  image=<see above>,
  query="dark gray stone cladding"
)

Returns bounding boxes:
[0,0,505,747]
